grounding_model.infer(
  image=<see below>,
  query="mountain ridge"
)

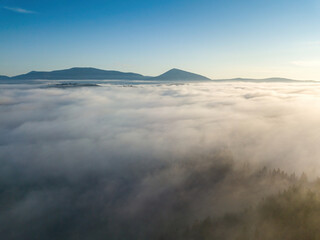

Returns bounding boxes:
[0,75,10,80]
[4,67,211,81]
[12,67,149,80]
[213,77,315,83]
[1,68,317,82]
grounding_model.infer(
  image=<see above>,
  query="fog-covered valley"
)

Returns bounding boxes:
[1,82,320,239]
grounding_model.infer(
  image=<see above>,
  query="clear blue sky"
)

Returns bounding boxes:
[1,0,320,79]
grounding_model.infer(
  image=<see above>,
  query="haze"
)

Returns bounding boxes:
[2,0,320,239]
[1,82,320,239]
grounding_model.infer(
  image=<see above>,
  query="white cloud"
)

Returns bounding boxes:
[1,82,320,175]
[3,6,36,14]
[1,82,320,238]
[291,60,320,67]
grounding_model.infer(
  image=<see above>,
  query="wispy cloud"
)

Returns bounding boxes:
[291,60,320,67]
[3,6,36,14]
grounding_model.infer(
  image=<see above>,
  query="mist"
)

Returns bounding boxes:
[1,82,320,239]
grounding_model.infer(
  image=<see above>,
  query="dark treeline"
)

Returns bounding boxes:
[159,184,320,240]
[0,154,318,240]
[155,167,320,240]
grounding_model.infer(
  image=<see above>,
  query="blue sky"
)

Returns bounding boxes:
[1,0,320,79]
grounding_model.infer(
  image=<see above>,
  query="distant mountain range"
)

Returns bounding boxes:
[0,68,316,82]
[214,77,306,83]
[1,67,211,81]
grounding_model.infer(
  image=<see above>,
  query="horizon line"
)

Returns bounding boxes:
[1,66,319,82]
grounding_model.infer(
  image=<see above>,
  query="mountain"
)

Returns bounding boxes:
[4,68,311,82]
[0,75,10,80]
[12,67,148,80]
[4,67,211,81]
[150,68,211,81]
[12,67,149,80]
[214,77,314,83]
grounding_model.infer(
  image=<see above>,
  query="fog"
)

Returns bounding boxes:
[1,82,320,239]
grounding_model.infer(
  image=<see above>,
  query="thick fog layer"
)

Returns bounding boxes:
[1,82,320,239]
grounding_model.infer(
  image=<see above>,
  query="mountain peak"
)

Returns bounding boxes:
[152,68,211,81]
[168,68,181,71]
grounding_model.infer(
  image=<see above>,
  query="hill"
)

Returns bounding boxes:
[4,67,211,81]
[214,77,313,83]
[150,68,211,81]
[11,67,148,80]
[0,75,10,80]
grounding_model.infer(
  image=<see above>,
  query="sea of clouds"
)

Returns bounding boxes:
[1,82,320,239]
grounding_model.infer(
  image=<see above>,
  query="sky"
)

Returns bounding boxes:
[1,0,320,79]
